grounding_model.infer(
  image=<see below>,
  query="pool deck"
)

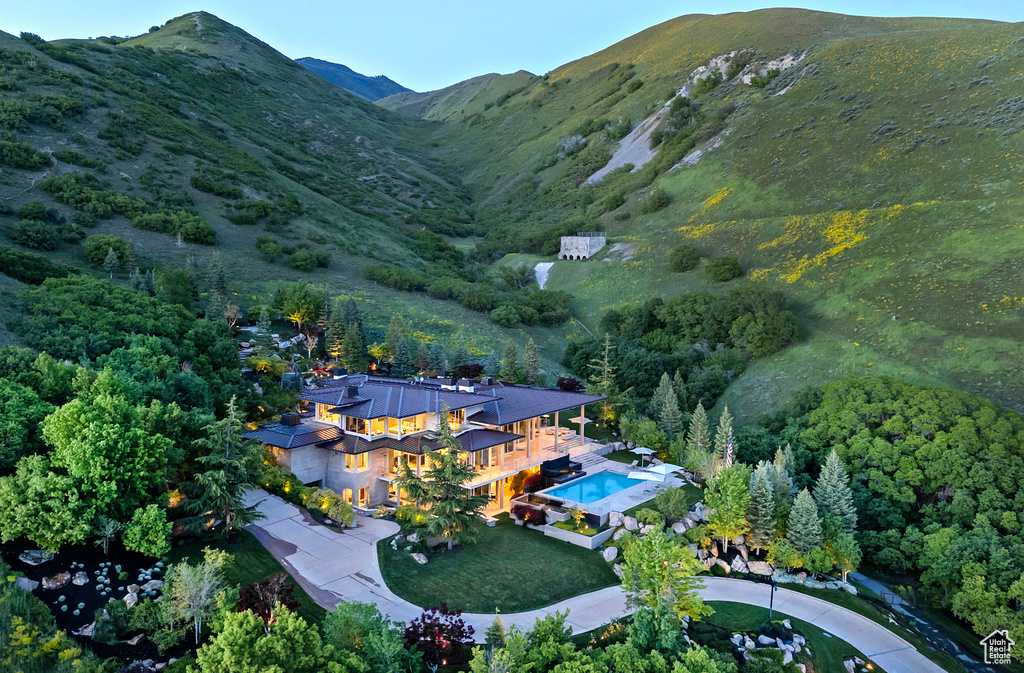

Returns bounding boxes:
[538,457,685,518]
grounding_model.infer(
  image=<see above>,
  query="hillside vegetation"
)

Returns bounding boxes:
[297,57,410,101]
[391,8,1024,416]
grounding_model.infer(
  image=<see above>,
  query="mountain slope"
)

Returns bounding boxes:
[297,57,410,101]
[379,70,536,120]
[401,8,1024,414]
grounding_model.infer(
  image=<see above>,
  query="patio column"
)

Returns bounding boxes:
[579,404,585,448]
[499,479,505,508]
[526,420,532,459]
[500,443,505,471]
[554,411,559,453]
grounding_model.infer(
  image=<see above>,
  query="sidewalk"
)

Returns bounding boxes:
[244,490,945,671]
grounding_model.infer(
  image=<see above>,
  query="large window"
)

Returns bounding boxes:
[387,417,400,436]
[389,450,422,474]
[358,487,368,507]
[317,405,340,424]
[370,418,386,436]
[343,488,353,504]
[346,417,368,435]
[344,453,369,471]
[448,408,465,431]
[401,414,426,434]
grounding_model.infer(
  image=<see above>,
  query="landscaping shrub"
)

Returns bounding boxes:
[668,243,702,272]
[396,504,428,529]
[653,487,693,520]
[638,187,669,214]
[308,488,355,526]
[635,508,664,526]
[556,376,585,392]
[705,256,742,282]
[524,508,547,525]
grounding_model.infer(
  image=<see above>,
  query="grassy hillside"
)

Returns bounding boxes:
[403,8,1024,416]
[297,57,410,101]
[0,12,573,371]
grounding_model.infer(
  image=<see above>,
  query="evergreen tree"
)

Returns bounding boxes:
[316,294,330,335]
[391,338,412,379]
[684,402,714,480]
[394,456,428,508]
[325,299,346,360]
[787,488,823,554]
[450,336,470,373]
[771,445,796,533]
[254,307,275,353]
[672,369,687,411]
[342,323,367,372]
[414,342,429,373]
[482,350,500,378]
[185,251,201,288]
[208,252,227,297]
[128,271,150,294]
[523,338,540,385]
[713,406,736,470]
[423,405,488,549]
[124,241,139,275]
[206,292,228,323]
[384,314,405,362]
[500,342,520,382]
[102,247,120,278]
[814,449,858,535]
[650,373,672,422]
[184,397,265,536]
[652,373,682,437]
[144,269,156,295]
[747,462,776,556]
[587,334,628,424]
[427,344,446,372]
[342,298,362,329]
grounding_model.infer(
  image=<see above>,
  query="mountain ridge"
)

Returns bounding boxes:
[297,56,410,101]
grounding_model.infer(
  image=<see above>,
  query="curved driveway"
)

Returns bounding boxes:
[243,490,944,673]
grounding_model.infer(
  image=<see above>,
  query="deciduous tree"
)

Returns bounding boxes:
[620,526,711,621]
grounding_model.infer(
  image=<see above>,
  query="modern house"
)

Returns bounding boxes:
[244,372,605,511]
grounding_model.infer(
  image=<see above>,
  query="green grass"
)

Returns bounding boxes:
[703,601,887,673]
[166,531,327,626]
[377,514,618,613]
[553,520,598,536]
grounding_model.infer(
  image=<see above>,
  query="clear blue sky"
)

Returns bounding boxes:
[1,1,1021,91]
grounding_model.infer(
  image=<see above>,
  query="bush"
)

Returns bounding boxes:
[286,248,330,271]
[653,487,693,520]
[638,188,669,214]
[364,265,426,292]
[10,219,60,250]
[0,246,76,284]
[396,504,428,529]
[123,504,171,557]
[705,256,742,282]
[668,243,702,272]
[83,234,131,265]
[17,201,47,221]
[255,237,282,262]
[635,508,664,526]
[490,304,520,328]
[602,192,625,211]
[556,376,585,392]
[524,508,547,525]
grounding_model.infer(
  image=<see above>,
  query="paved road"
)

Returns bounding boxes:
[244,490,946,672]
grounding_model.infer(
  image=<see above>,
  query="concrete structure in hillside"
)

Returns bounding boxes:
[558,232,606,260]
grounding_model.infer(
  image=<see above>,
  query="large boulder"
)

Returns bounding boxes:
[690,503,709,522]
[782,650,793,665]
[124,592,138,609]
[757,634,776,646]
[793,634,806,647]
[732,534,745,546]
[42,572,71,591]
[410,553,428,565]
[730,557,748,574]
[406,532,420,544]
[602,547,618,562]
[74,622,95,638]
[126,633,145,646]
[608,512,624,528]
[141,579,164,593]
[639,524,655,536]
[612,528,628,541]
[714,559,731,574]
[747,561,773,576]
[15,577,39,592]
[680,515,696,529]
[612,564,624,579]
[18,550,54,566]
[736,544,749,561]
[744,636,756,650]
[672,521,689,535]
[72,572,90,586]
[623,516,639,531]
[128,584,141,595]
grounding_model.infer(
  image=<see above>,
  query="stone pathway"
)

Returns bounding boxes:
[244,490,946,671]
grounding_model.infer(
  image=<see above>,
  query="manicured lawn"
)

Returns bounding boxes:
[553,521,598,536]
[167,531,327,626]
[378,514,619,613]
[623,483,704,518]
[702,602,887,673]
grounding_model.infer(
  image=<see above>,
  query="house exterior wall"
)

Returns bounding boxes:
[271,445,327,486]
[324,449,389,507]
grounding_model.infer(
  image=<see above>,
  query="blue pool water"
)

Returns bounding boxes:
[544,471,637,504]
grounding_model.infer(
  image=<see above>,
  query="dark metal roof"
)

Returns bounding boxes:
[469,384,605,426]
[317,428,523,455]
[243,422,343,450]
[301,375,496,419]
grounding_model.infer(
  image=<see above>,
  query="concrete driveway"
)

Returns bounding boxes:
[244,490,945,671]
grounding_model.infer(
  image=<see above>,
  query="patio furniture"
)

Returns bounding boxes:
[541,454,584,483]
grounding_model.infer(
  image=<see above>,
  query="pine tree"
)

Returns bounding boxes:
[185,251,200,286]
[325,299,346,360]
[482,351,500,378]
[587,334,627,424]
[391,338,412,379]
[673,369,688,411]
[787,488,823,554]
[713,406,736,470]
[208,252,227,297]
[342,323,367,372]
[650,373,673,422]
[500,342,520,382]
[652,373,682,437]
[316,294,330,336]
[747,462,776,556]
[103,247,120,279]
[385,315,405,362]
[206,292,228,323]
[414,342,429,373]
[254,307,275,353]
[144,269,156,295]
[124,241,139,276]
[427,344,446,372]
[128,270,150,294]
[343,298,362,329]
[523,338,540,384]
[450,336,470,374]
[814,449,858,535]
[423,405,489,550]
[771,446,795,535]
[684,402,714,479]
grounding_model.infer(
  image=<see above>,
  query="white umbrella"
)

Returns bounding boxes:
[568,416,593,424]
[630,446,656,467]
[627,471,665,482]
[644,463,683,476]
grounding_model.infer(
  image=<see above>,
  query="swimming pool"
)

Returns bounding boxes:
[544,471,637,504]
